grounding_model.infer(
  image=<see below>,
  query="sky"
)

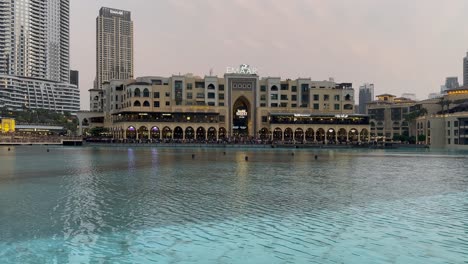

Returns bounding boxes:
[70,0,468,110]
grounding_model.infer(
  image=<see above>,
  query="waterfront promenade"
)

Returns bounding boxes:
[0,136,83,146]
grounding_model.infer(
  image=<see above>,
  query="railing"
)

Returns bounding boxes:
[0,136,83,144]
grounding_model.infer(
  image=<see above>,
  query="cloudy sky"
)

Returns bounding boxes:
[71,0,468,110]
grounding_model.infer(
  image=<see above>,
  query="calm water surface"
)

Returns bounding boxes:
[0,146,467,263]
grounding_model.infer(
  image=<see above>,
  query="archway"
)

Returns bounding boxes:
[174,126,183,140]
[150,126,160,139]
[294,128,304,142]
[259,127,269,140]
[327,128,336,143]
[162,126,172,139]
[207,127,217,141]
[232,96,250,137]
[305,128,314,142]
[138,126,148,140]
[127,126,136,139]
[196,127,206,141]
[219,127,227,140]
[185,127,195,140]
[360,129,369,142]
[337,128,347,143]
[348,128,359,142]
[316,128,325,142]
[284,128,293,142]
[273,127,282,141]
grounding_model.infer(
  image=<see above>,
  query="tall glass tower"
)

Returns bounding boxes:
[0,0,70,82]
[0,0,79,112]
[95,7,134,90]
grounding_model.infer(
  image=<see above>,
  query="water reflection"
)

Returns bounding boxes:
[0,147,467,263]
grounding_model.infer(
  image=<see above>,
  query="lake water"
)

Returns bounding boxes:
[0,146,467,263]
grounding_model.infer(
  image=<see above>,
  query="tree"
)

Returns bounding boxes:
[89,127,108,137]
[417,134,426,142]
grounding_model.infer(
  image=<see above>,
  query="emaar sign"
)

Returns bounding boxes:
[226,64,258,75]
[110,9,124,15]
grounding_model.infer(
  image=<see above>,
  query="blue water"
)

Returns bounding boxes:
[0,146,467,263]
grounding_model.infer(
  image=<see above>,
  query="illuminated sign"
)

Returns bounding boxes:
[226,64,258,75]
[236,109,247,118]
[110,10,124,15]
[335,114,349,118]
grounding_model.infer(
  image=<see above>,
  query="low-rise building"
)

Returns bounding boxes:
[79,71,370,143]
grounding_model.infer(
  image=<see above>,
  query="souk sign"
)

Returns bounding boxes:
[226,64,258,75]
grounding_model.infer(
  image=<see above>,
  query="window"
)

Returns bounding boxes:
[292,95,297,101]
[154,101,160,107]
[291,86,297,92]
[313,94,319,101]
[208,102,215,106]
[165,101,170,106]
[187,83,193,90]
[455,138,459,144]
[143,88,150,97]
[207,84,215,90]
[262,116,268,122]
[260,85,266,92]
[208,93,215,99]
[219,115,225,122]
[271,94,278,100]
[165,92,170,97]
[260,103,266,107]
[291,104,297,107]
[271,85,278,91]
[454,121,459,127]
[154,92,160,98]
[143,101,150,107]
[313,103,319,110]
[280,95,288,100]
[219,93,224,100]
[334,104,340,110]
[133,100,141,107]
[281,84,288,90]
[187,92,192,99]
[196,93,204,98]
[448,138,451,144]
[454,130,459,136]
[324,95,330,101]
[447,130,451,136]
[334,95,340,101]
[280,103,287,107]
[219,103,224,106]
[260,95,266,101]
[271,103,278,107]
[195,82,205,88]
[447,121,451,127]
[219,85,224,91]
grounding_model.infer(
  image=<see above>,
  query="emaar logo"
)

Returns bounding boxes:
[110,10,124,15]
[226,64,258,75]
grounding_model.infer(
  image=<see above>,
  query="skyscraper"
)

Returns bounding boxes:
[0,0,70,82]
[95,7,134,90]
[358,83,374,114]
[0,0,79,112]
[464,52,468,86]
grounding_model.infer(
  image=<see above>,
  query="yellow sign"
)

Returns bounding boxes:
[0,119,15,133]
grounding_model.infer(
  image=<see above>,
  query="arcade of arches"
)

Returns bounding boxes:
[109,124,369,143]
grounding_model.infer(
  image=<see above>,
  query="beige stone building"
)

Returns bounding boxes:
[416,88,468,149]
[79,71,370,143]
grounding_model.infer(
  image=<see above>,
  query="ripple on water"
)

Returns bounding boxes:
[0,147,467,263]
